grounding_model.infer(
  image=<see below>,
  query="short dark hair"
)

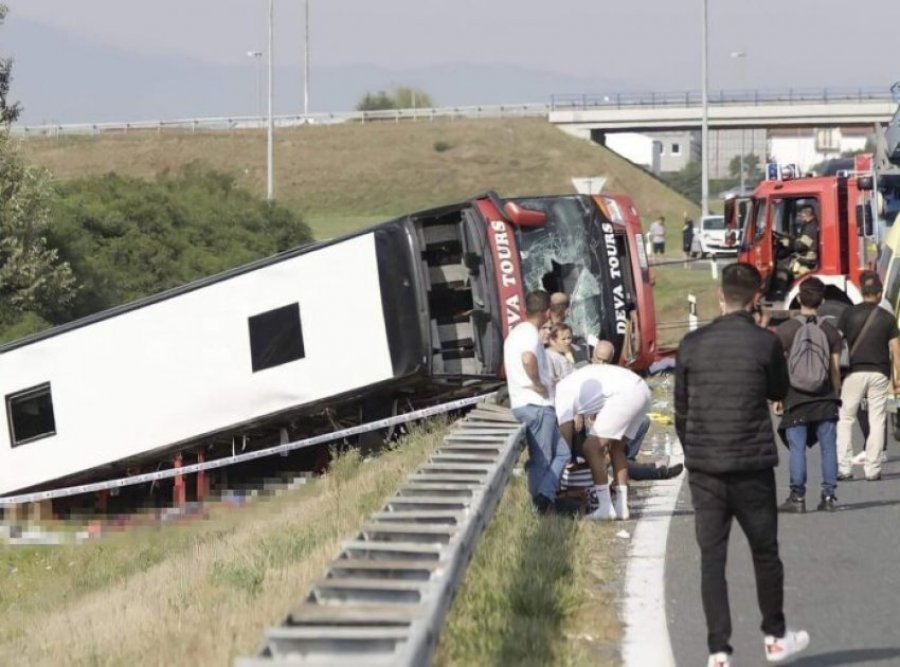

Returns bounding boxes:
[550,322,572,339]
[798,277,826,309]
[860,270,883,297]
[525,290,551,316]
[721,262,762,307]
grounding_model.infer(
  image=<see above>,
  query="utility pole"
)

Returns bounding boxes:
[700,0,710,217]
[267,0,275,201]
[303,0,310,118]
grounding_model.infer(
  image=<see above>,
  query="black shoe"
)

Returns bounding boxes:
[661,463,684,479]
[836,473,853,481]
[779,493,806,514]
[817,495,837,512]
[865,474,882,482]
[534,495,554,515]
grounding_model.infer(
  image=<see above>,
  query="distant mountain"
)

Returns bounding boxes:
[4,16,633,125]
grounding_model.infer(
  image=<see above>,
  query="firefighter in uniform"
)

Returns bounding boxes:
[772,205,819,298]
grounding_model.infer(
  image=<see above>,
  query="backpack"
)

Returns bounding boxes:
[787,316,830,392]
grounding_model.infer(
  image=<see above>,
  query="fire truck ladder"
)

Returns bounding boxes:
[236,402,525,667]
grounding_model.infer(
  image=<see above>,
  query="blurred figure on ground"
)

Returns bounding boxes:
[503,290,572,515]
[555,340,651,521]
[836,271,900,481]
[675,262,809,667]
[773,278,842,513]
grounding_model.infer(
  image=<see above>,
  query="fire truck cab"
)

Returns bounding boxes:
[733,163,879,315]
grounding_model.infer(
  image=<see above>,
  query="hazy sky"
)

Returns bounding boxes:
[7,0,900,91]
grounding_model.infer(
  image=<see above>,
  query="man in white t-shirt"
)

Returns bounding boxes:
[504,290,571,513]
[650,216,666,256]
[556,340,651,520]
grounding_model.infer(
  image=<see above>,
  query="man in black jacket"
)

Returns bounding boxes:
[675,263,810,667]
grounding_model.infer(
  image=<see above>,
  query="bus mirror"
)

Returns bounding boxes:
[503,201,547,228]
[858,175,874,191]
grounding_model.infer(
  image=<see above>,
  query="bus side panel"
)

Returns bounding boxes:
[0,233,395,496]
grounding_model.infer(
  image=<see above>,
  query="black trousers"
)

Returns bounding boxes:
[689,468,786,655]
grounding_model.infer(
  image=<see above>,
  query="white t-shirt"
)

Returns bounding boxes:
[555,363,645,423]
[546,348,575,384]
[503,321,553,409]
[650,221,666,243]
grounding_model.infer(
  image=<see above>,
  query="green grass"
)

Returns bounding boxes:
[19,120,699,241]
[435,478,623,667]
[651,262,722,348]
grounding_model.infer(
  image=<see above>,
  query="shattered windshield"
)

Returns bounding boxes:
[511,196,609,343]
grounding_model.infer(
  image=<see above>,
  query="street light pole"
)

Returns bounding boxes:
[730,51,747,194]
[303,0,310,118]
[700,0,710,217]
[267,0,274,201]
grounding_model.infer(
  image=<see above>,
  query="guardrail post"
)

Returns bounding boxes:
[688,294,698,331]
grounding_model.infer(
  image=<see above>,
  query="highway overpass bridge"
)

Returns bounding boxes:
[550,87,898,138]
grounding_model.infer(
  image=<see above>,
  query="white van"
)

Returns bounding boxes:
[698,214,739,257]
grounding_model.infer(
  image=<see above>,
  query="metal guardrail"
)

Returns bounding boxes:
[10,104,550,138]
[236,402,525,667]
[550,87,896,111]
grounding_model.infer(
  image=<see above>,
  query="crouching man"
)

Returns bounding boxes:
[555,340,651,520]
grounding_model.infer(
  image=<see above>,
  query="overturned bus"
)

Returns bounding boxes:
[0,192,656,502]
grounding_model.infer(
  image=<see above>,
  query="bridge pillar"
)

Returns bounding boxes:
[589,128,606,146]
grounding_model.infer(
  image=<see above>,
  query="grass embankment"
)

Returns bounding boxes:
[0,420,620,666]
[0,423,449,665]
[19,119,699,241]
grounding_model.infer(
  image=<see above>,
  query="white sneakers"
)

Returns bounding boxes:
[852,451,867,466]
[704,629,809,666]
[585,486,617,520]
[764,628,811,663]
[613,485,630,520]
[585,485,630,521]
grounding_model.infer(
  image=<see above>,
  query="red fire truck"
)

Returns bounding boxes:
[732,162,879,316]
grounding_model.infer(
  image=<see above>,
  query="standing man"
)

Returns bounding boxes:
[504,290,571,513]
[549,292,570,325]
[650,215,666,257]
[774,278,843,513]
[837,270,900,481]
[555,340,651,520]
[675,263,809,667]
[682,215,696,267]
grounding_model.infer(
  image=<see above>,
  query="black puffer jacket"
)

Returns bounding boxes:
[675,311,789,473]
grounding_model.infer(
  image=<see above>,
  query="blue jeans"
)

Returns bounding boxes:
[626,415,652,461]
[512,404,571,503]
[785,420,837,497]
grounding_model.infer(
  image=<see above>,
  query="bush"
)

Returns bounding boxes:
[47,163,313,322]
[433,140,451,153]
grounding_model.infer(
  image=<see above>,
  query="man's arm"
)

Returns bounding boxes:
[522,351,548,398]
[766,337,790,401]
[674,342,688,445]
[890,337,900,395]
[558,420,575,446]
[830,353,842,393]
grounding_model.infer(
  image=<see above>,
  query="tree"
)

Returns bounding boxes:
[728,152,762,181]
[355,86,434,111]
[48,164,313,320]
[0,4,76,340]
[0,5,21,125]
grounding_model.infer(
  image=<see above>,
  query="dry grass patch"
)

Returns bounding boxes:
[435,478,624,667]
[19,120,698,240]
[0,420,449,666]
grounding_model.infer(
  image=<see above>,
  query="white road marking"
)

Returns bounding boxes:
[622,441,685,667]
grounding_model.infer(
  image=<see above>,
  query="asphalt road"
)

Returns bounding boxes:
[667,429,900,666]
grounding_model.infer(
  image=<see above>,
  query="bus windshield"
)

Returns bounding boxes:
[510,195,624,347]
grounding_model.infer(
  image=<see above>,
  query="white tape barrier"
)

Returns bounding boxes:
[0,393,496,506]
